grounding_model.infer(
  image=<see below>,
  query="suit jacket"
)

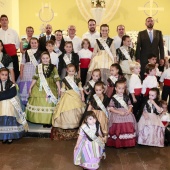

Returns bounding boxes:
[136,29,164,65]
[58,52,80,76]
[38,35,55,52]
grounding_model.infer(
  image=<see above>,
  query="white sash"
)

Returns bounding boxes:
[93,94,108,118]
[0,62,4,68]
[119,46,132,61]
[10,97,28,131]
[38,64,58,104]
[63,54,71,65]
[81,124,105,149]
[89,79,95,88]
[98,38,114,61]
[65,76,80,94]
[113,94,128,110]
[109,76,118,84]
[27,49,39,67]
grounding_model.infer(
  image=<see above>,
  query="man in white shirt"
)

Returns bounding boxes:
[64,25,81,53]
[113,25,125,49]
[39,24,55,52]
[82,19,100,50]
[0,14,20,81]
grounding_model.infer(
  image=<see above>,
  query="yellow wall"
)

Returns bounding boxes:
[0,0,19,34]
[3,0,170,37]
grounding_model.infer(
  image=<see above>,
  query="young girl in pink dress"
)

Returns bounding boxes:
[138,88,165,147]
[74,111,105,170]
[107,80,137,148]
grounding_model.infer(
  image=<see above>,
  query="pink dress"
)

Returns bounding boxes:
[138,100,165,147]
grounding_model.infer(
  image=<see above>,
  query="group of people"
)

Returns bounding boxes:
[0,14,170,170]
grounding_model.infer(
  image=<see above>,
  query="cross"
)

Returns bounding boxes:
[138,0,164,16]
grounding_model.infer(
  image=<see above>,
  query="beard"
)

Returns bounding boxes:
[89,27,95,33]
[147,24,153,29]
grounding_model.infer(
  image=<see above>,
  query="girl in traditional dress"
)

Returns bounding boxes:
[78,38,92,86]
[26,52,60,127]
[87,24,116,84]
[20,26,34,54]
[58,41,80,79]
[0,68,28,144]
[52,64,85,140]
[84,69,101,104]
[138,88,165,147]
[87,81,109,142]
[17,37,42,105]
[0,40,15,83]
[159,100,170,146]
[106,63,126,99]
[107,80,137,148]
[74,111,105,170]
[117,35,135,85]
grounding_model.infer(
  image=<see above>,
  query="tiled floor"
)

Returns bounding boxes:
[0,138,170,170]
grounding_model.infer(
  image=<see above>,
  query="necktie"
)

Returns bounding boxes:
[149,31,153,43]
[46,35,50,41]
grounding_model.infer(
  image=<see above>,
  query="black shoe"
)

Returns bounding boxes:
[7,140,13,144]
[2,140,7,144]
[43,124,51,128]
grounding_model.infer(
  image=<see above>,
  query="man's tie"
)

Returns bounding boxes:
[46,35,50,41]
[149,31,153,43]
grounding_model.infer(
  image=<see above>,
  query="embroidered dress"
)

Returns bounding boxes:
[74,123,104,170]
[138,100,165,147]
[107,95,137,148]
[89,95,109,136]
[87,38,116,84]
[17,49,42,105]
[51,76,85,140]
[0,82,25,140]
[26,64,60,124]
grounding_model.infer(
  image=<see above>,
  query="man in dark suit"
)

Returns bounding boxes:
[39,24,55,52]
[136,17,164,80]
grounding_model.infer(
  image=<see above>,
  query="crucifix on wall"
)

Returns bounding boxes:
[138,0,164,22]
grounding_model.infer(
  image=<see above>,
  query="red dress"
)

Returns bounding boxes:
[107,95,137,148]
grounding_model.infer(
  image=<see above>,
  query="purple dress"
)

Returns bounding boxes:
[74,124,104,170]
[17,49,41,105]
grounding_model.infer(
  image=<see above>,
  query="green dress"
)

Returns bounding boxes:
[26,64,60,124]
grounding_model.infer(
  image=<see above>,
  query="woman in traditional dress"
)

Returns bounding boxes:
[107,80,137,148]
[0,68,28,144]
[87,24,116,84]
[74,111,105,170]
[54,29,65,54]
[52,64,85,140]
[20,26,34,54]
[17,37,42,105]
[138,88,165,147]
[26,52,60,127]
